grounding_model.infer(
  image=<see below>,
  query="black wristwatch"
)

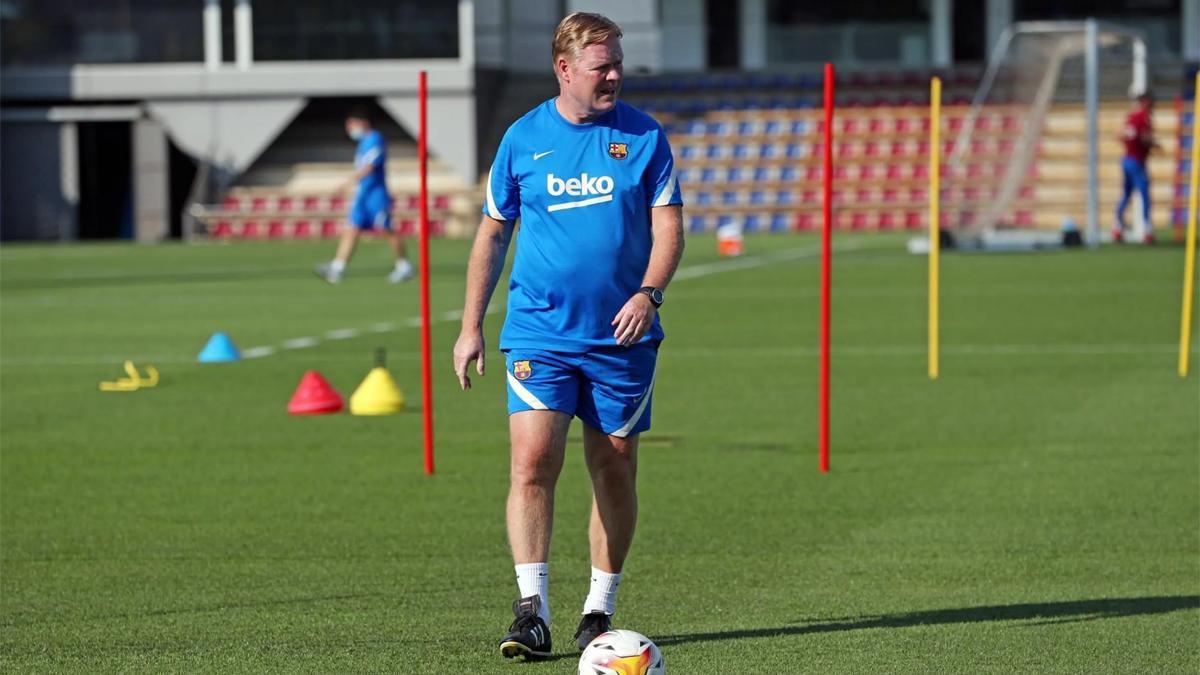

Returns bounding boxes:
[638,286,664,308]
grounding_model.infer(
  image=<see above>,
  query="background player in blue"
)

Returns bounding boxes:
[452,12,684,662]
[314,107,414,284]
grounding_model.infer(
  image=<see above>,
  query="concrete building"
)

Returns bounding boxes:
[2,0,1195,241]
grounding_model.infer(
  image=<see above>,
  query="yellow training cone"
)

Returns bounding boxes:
[349,367,405,415]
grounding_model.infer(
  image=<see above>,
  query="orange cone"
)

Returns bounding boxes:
[287,371,344,415]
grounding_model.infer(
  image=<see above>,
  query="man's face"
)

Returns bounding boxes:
[345,118,368,140]
[558,36,623,117]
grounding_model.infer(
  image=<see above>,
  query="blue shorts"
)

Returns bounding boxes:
[349,192,392,231]
[503,343,659,438]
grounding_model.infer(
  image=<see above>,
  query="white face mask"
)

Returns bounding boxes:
[348,127,365,141]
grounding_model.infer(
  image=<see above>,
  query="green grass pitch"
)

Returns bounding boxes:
[1,234,1197,673]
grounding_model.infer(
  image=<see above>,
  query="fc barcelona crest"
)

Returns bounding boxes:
[608,142,628,160]
[513,360,532,381]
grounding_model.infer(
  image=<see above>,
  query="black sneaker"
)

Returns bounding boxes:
[574,611,612,651]
[499,595,551,660]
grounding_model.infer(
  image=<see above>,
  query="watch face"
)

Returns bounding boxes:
[651,289,664,305]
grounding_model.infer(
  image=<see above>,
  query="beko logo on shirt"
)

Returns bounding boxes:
[546,173,614,197]
[544,173,617,212]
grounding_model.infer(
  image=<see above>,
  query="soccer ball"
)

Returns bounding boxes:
[578,629,664,675]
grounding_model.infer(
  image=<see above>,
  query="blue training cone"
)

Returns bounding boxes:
[198,332,241,363]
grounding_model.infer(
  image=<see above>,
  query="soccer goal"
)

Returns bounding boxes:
[939,20,1148,251]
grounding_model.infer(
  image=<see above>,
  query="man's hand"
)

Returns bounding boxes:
[611,293,657,347]
[453,329,486,390]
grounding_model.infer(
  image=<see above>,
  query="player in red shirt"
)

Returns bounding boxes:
[1114,92,1159,244]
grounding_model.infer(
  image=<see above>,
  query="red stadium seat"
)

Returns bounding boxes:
[277,197,294,212]
[434,194,451,210]
[904,211,922,230]
[293,220,313,238]
[221,196,242,212]
[239,220,261,238]
[302,196,322,212]
[211,220,234,238]
[267,220,286,239]
[796,212,816,230]
[877,212,897,230]
[321,220,339,237]
[250,197,268,212]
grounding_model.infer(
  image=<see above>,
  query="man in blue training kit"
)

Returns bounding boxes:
[452,12,684,661]
[314,107,414,284]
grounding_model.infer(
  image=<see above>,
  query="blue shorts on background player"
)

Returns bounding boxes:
[313,106,414,284]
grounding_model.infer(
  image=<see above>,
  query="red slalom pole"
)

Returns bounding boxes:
[819,62,834,474]
[418,70,435,475]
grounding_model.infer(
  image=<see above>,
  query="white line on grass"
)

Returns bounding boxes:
[281,337,320,350]
[241,346,278,359]
[672,242,860,281]
[5,342,1196,368]
[662,344,1194,358]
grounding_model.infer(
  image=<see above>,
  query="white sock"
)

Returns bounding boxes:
[394,258,412,272]
[330,259,346,273]
[582,566,621,615]
[515,562,550,624]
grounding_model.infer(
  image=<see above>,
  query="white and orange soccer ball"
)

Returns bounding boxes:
[578,629,664,675]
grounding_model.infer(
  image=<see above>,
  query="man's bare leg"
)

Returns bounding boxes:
[387,229,408,262]
[386,229,414,282]
[580,425,637,621]
[334,226,360,265]
[507,410,571,626]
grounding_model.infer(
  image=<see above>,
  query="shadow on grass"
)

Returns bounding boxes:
[655,596,1200,647]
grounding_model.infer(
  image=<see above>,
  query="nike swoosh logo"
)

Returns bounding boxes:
[533,150,555,160]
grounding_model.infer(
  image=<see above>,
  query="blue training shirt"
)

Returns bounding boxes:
[355,130,389,199]
[485,98,683,352]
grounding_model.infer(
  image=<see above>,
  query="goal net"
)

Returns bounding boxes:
[941,20,1147,250]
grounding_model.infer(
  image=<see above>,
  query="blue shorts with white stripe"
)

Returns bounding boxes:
[503,343,658,438]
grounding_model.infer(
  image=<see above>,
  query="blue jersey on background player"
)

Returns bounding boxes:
[485,98,681,352]
[351,129,392,231]
[313,108,414,285]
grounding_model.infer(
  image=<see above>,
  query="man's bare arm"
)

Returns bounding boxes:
[611,205,685,346]
[641,204,685,289]
[453,215,516,389]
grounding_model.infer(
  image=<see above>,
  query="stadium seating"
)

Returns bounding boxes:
[196,157,474,240]
[653,100,1180,233]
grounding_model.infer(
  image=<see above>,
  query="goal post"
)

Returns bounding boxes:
[942,20,1148,250]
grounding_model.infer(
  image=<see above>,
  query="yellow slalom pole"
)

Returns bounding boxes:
[1179,72,1200,377]
[929,76,941,380]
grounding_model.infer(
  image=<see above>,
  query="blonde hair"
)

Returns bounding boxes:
[552,12,622,65]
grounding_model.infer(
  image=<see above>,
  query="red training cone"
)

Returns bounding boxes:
[287,371,344,415]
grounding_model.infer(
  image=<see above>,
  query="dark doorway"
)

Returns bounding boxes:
[168,140,198,239]
[77,122,132,240]
[706,0,740,69]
